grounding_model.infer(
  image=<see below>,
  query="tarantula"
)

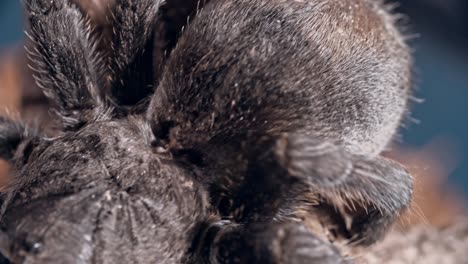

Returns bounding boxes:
[0,0,413,263]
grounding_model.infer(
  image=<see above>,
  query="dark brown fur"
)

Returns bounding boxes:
[0,0,413,263]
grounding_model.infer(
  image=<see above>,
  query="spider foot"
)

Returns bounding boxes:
[193,220,348,264]
[263,133,413,246]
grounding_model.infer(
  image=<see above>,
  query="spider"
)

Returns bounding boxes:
[0,0,413,263]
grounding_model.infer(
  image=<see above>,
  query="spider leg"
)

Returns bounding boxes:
[0,117,38,162]
[192,220,348,264]
[268,133,413,246]
[153,0,210,81]
[224,134,412,246]
[70,0,116,59]
[107,0,163,107]
[25,0,108,129]
[0,117,42,220]
[0,229,12,264]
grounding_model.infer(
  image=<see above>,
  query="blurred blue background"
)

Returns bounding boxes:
[0,1,22,48]
[1,1,467,199]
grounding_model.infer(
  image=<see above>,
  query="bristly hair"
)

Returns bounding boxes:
[0,0,416,262]
[25,0,109,129]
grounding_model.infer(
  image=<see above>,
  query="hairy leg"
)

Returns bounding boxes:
[191,220,348,264]
[107,0,163,106]
[25,0,108,129]
[226,134,412,246]
[0,116,41,222]
[0,117,38,161]
[153,0,210,81]
[273,133,413,246]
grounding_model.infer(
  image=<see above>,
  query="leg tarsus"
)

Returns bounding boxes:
[192,220,347,264]
[274,133,413,214]
[268,133,413,245]
[108,0,164,106]
[0,117,39,162]
[25,0,107,128]
[346,208,397,246]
